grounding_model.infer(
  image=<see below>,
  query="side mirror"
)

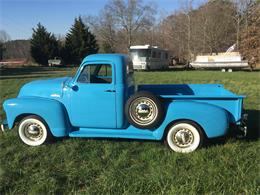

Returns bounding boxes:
[71,85,79,91]
[66,82,78,91]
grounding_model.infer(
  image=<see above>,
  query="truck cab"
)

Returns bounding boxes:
[2,54,247,153]
[65,54,135,129]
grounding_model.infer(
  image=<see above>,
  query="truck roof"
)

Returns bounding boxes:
[81,53,129,65]
[79,54,131,85]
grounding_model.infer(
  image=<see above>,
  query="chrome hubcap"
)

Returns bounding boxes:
[130,98,157,125]
[173,129,194,148]
[23,123,43,141]
[136,103,152,118]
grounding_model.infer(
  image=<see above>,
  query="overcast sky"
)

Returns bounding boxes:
[0,0,205,40]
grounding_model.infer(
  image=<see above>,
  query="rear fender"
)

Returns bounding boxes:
[3,97,71,137]
[162,100,229,138]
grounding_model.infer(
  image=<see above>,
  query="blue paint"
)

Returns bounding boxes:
[3,97,71,137]
[2,54,245,141]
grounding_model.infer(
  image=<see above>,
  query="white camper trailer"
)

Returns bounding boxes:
[129,45,170,70]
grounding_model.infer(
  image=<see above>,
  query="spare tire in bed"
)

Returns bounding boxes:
[125,91,164,129]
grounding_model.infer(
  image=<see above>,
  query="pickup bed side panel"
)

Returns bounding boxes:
[138,84,244,124]
[3,97,71,137]
[157,100,230,139]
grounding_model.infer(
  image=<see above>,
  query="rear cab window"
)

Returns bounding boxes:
[126,58,134,86]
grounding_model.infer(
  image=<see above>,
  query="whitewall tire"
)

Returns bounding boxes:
[18,116,49,146]
[166,121,204,153]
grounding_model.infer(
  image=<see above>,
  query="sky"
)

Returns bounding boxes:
[0,0,205,40]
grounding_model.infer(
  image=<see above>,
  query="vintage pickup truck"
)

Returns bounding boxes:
[1,54,247,153]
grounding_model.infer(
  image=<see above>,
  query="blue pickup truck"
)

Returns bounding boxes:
[1,54,247,153]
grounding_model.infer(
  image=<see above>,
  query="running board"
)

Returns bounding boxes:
[69,127,159,140]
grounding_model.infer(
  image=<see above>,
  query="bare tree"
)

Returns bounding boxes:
[0,30,11,43]
[180,0,193,61]
[239,1,260,67]
[232,0,254,49]
[160,0,238,62]
[85,0,156,53]
[105,0,156,48]
[0,30,11,60]
[85,6,118,53]
[160,12,189,62]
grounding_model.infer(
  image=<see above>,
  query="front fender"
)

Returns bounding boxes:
[162,100,229,138]
[3,97,71,137]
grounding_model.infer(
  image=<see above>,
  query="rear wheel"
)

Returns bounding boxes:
[18,115,51,146]
[125,91,164,129]
[166,121,204,153]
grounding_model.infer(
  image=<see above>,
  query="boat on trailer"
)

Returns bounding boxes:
[190,44,249,71]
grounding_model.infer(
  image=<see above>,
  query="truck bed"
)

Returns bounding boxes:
[138,84,244,124]
[138,84,243,98]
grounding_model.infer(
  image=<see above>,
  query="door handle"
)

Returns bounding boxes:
[105,89,116,92]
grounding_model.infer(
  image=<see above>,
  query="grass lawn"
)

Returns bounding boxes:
[0,67,259,194]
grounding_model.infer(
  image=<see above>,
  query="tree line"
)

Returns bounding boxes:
[86,0,259,67]
[159,0,259,65]
[1,0,259,67]
[31,17,99,66]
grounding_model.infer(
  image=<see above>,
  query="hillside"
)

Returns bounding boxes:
[3,40,31,60]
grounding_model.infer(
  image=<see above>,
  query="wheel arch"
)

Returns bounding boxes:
[14,113,37,126]
[163,118,208,141]
[159,100,230,139]
[14,114,53,135]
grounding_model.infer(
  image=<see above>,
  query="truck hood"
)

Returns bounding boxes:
[18,77,72,98]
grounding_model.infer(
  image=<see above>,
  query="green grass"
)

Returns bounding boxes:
[0,67,259,194]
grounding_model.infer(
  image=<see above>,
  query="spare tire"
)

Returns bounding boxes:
[125,91,165,129]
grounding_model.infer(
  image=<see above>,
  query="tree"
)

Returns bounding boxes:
[0,30,11,60]
[30,23,59,65]
[104,0,156,49]
[160,0,238,62]
[239,2,260,67]
[0,43,5,60]
[85,6,118,53]
[64,17,99,65]
[3,40,31,59]
[231,0,255,50]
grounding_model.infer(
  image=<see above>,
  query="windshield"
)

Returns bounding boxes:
[130,49,151,58]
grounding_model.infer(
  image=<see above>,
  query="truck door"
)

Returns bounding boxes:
[70,63,117,128]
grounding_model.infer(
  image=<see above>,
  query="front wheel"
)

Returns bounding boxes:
[166,121,204,153]
[18,115,51,146]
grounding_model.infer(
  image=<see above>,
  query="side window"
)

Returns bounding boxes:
[152,51,156,58]
[77,64,112,84]
[157,52,161,59]
[126,59,134,85]
[165,53,168,59]
[98,64,112,77]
